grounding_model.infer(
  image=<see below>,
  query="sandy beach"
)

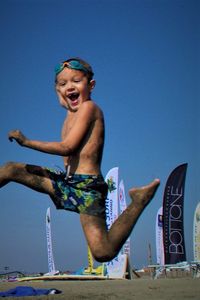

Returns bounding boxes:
[0,277,199,299]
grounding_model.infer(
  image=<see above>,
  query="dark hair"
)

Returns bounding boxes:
[66,57,94,82]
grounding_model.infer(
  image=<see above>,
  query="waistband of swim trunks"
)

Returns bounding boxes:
[68,173,104,180]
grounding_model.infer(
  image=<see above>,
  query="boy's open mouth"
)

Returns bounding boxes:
[67,92,79,102]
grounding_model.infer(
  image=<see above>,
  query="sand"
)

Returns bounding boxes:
[0,277,199,299]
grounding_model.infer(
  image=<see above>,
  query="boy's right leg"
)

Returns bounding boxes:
[0,162,55,197]
[80,179,160,262]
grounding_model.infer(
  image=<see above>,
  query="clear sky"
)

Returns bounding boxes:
[0,0,199,273]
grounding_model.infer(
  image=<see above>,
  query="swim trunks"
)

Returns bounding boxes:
[46,169,108,218]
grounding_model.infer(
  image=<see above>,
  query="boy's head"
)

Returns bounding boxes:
[55,57,95,111]
[55,57,94,83]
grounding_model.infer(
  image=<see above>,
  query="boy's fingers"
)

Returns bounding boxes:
[8,135,13,142]
[8,131,16,142]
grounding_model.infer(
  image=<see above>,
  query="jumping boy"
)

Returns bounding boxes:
[0,58,160,262]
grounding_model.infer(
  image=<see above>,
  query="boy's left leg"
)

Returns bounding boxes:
[0,162,56,197]
[80,179,160,262]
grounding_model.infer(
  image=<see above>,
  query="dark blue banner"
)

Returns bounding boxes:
[163,163,188,264]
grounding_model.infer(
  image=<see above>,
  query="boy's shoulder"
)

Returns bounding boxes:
[78,101,104,122]
[81,100,103,114]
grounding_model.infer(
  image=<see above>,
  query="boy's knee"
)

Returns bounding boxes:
[4,161,16,167]
[3,161,20,175]
[92,248,117,263]
[3,161,15,170]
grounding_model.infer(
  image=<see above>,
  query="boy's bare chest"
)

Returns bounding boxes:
[61,115,76,139]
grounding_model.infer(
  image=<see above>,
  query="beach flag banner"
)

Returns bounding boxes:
[45,207,57,275]
[104,168,133,279]
[163,163,188,264]
[193,202,200,261]
[87,246,93,273]
[82,246,106,276]
[119,180,130,256]
[105,167,119,277]
[105,254,129,279]
[155,207,164,265]
[105,167,119,229]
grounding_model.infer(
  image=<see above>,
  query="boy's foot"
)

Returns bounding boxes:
[128,179,160,208]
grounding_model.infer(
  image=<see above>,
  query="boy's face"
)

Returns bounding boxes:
[55,68,95,112]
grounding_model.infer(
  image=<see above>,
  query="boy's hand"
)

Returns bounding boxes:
[8,130,27,146]
[55,87,69,109]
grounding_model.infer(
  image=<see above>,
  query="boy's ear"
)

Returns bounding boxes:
[89,79,96,91]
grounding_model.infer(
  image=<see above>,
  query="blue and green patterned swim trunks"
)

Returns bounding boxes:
[47,169,108,218]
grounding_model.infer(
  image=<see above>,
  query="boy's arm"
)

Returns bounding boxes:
[8,101,96,156]
[8,130,73,156]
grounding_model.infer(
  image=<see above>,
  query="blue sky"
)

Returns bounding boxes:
[0,0,199,273]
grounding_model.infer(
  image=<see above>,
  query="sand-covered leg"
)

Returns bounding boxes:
[81,179,160,262]
[0,162,13,188]
[0,162,54,195]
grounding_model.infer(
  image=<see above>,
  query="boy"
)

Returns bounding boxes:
[0,58,160,262]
